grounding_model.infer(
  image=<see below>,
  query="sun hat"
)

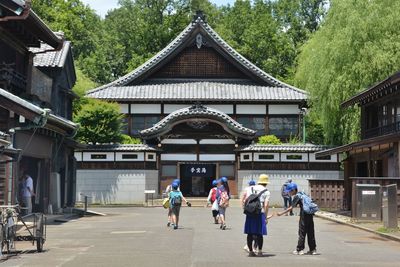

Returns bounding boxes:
[212,180,218,186]
[173,179,180,185]
[285,183,298,193]
[257,174,269,185]
[248,180,256,186]
[221,177,228,183]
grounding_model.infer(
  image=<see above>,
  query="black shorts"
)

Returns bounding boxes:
[171,205,181,216]
[212,210,219,217]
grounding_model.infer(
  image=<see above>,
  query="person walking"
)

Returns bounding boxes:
[22,172,35,215]
[169,182,191,230]
[166,179,180,227]
[243,174,271,257]
[276,183,317,255]
[206,180,219,224]
[216,179,229,230]
[281,178,294,216]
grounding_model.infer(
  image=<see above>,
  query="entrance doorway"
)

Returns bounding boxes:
[180,164,216,197]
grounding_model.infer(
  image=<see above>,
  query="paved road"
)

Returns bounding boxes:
[2,207,400,267]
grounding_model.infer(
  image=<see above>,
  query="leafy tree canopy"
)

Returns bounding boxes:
[75,100,124,144]
[257,135,282,145]
[295,0,400,145]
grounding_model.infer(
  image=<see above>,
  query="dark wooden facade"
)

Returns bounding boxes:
[0,1,78,210]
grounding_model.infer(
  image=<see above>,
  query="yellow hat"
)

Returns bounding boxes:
[257,174,269,185]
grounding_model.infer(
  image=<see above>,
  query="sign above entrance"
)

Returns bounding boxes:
[182,164,215,177]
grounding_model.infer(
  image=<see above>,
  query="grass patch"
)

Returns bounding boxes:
[376,227,400,233]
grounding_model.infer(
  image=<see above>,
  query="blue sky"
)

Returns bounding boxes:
[81,0,235,18]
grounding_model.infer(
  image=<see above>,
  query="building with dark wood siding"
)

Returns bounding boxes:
[0,0,78,212]
[80,12,341,204]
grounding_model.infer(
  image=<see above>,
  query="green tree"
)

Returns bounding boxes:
[75,100,124,144]
[72,68,98,116]
[257,135,282,145]
[31,0,101,60]
[295,0,400,145]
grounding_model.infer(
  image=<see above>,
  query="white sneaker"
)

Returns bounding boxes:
[308,250,317,255]
[243,245,249,252]
[293,250,304,255]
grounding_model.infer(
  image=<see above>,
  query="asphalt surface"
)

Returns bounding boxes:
[2,207,400,267]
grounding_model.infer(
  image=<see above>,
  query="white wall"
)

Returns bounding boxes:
[164,104,190,114]
[161,154,197,161]
[237,170,343,205]
[268,104,299,115]
[130,104,161,114]
[76,169,159,204]
[119,104,129,114]
[199,154,235,161]
[206,105,233,114]
[237,104,266,114]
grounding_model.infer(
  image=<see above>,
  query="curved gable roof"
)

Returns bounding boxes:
[88,13,306,97]
[140,104,256,140]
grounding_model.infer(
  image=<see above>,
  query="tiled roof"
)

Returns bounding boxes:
[140,104,256,139]
[30,38,71,68]
[77,144,157,152]
[87,14,306,97]
[237,144,331,152]
[87,82,306,102]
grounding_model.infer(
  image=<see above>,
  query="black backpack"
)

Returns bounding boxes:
[243,188,269,217]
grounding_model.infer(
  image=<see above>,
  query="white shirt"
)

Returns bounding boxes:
[244,185,270,213]
[23,176,33,197]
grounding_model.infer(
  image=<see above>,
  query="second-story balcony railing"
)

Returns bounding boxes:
[364,121,400,139]
[0,63,27,91]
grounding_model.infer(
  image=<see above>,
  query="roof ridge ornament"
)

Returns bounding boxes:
[189,102,206,111]
[193,10,206,23]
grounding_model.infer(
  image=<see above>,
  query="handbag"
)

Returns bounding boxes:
[162,198,170,209]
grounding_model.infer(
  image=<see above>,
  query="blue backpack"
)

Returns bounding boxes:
[297,192,319,214]
[170,192,182,206]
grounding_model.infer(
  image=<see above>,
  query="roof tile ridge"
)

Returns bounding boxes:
[87,20,199,96]
[198,20,307,95]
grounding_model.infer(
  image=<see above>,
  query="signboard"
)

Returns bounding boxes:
[182,164,215,177]
[362,190,376,195]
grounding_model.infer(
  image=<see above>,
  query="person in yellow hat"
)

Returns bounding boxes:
[242,174,271,257]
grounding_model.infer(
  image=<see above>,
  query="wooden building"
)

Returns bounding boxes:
[318,71,400,214]
[82,12,341,204]
[0,0,78,211]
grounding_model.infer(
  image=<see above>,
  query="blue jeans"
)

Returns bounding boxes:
[283,197,293,215]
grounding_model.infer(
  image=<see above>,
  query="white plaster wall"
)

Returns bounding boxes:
[309,153,338,162]
[199,154,235,161]
[115,152,144,161]
[269,104,300,115]
[237,170,344,206]
[237,104,266,114]
[161,154,197,161]
[82,152,114,161]
[164,104,190,114]
[130,104,161,114]
[76,169,159,204]
[206,105,233,114]
[199,139,235,144]
[161,139,197,144]
[119,104,129,114]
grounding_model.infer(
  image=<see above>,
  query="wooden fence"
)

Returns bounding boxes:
[309,179,345,211]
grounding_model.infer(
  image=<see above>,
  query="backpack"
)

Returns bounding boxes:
[218,190,229,208]
[297,192,319,214]
[210,188,217,203]
[243,188,268,217]
[170,193,182,206]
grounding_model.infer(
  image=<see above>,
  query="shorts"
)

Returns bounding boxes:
[171,205,181,217]
[218,206,226,216]
[212,210,219,217]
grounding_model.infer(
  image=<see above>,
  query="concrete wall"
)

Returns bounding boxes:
[76,169,159,204]
[237,170,344,206]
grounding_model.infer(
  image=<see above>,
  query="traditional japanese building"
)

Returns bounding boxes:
[79,12,341,204]
[0,0,78,211]
[317,71,400,215]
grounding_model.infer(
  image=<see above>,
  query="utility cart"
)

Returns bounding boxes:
[0,205,46,255]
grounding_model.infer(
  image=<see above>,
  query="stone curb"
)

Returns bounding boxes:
[315,213,400,243]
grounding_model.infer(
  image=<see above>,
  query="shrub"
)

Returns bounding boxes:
[257,135,282,145]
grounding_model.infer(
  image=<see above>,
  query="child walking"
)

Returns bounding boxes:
[276,183,317,255]
[206,180,219,224]
[165,179,180,227]
[216,179,229,230]
[169,181,191,230]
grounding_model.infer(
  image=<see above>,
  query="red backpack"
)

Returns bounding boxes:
[218,190,230,208]
[210,188,217,203]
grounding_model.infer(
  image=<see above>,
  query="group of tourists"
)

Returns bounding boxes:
[162,174,318,257]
